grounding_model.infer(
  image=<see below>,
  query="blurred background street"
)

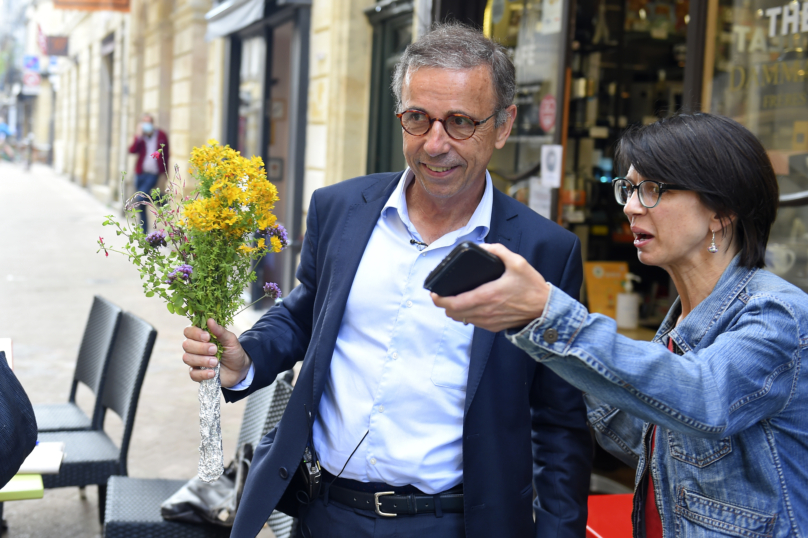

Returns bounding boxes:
[0,160,271,537]
[3,0,788,534]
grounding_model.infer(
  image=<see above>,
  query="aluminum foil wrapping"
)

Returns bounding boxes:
[198,363,224,482]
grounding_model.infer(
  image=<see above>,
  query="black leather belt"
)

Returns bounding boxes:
[320,474,464,517]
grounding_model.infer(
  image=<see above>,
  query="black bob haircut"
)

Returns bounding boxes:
[615,112,779,269]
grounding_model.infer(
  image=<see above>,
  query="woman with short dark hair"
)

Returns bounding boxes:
[433,113,808,537]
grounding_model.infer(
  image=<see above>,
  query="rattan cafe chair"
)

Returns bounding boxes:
[104,370,297,538]
[39,311,156,523]
[34,295,123,432]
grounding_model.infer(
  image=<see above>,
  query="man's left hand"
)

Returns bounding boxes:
[431,243,551,333]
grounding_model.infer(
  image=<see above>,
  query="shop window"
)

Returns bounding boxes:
[483,1,686,321]
[704,0,808,292]
[568,0,689,271]
[237,35,266,161]
[484,0,569,206]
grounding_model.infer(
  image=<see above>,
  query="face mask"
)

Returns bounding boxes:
[142,122,154,135]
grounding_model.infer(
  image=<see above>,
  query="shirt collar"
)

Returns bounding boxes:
[381,167,493,243]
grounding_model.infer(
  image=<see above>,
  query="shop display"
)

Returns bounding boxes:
[484,0,688,323]
[706,0,808,292]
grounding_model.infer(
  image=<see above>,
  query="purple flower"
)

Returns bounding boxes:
[262,282,282,300]
[146,230,167,248]
[166,264,193,285]
[177,264,193,279]
[257,224,289,250]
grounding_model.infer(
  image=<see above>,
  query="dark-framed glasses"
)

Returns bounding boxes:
[612,177,689,209]
[395,110,498,141]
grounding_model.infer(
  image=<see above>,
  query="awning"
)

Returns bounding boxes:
[205,0,265,41]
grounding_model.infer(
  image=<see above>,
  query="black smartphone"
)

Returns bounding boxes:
[424,241,505,297]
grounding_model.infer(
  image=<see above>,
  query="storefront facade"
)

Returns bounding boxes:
[33,0,808,310]
[386,0,808,321]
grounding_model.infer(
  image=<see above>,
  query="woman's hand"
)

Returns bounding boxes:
[182,319,252,388]
[431,243,551,333]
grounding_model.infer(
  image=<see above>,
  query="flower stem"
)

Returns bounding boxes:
[234,293,271,317]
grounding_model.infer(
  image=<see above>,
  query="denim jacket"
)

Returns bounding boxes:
[507,256,808,537]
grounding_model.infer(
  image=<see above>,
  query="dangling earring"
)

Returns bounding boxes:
[708,230,718,253]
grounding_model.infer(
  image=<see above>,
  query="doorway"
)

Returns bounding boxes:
[227,6,310,305]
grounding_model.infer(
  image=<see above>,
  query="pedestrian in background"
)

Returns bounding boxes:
[0,117,15,162]
[435,113,808,537]
[128,113,169,234]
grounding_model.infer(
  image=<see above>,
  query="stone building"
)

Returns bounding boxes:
[25,0,387,291]
[22,0,464,293]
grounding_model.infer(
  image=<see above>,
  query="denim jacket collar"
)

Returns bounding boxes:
[656,255,759,352]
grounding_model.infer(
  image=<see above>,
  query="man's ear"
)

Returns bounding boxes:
[494,105,517,150]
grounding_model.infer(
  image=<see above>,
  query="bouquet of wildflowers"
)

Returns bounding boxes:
[98,141,287,481]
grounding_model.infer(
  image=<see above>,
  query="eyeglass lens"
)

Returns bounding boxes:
[614,179,661,207]
[399,111,477,140]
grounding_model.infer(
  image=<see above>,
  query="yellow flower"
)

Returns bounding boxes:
[184,140,283,244]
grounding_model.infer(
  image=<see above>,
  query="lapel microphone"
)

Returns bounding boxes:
[409,239,428,251]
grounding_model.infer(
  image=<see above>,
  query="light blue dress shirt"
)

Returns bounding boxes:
[235,168,493,493]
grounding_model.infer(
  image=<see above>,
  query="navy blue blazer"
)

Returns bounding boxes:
[0,351,37,488]
[225,173,592,538]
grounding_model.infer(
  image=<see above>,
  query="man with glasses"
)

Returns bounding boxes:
[182,22,591,538]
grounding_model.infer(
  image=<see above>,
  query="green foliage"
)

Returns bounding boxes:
[97,145,284,359]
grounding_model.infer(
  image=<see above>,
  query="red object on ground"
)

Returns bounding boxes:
[586,493,634,538]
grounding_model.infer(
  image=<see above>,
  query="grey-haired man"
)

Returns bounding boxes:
[183,23,592,538]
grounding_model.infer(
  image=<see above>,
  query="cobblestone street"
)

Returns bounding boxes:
[0,161,273,537]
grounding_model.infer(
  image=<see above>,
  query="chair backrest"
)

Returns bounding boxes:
[99,311,157,475]
[235,369,294,455]
[71,296,123,428]
[236,369,296,538]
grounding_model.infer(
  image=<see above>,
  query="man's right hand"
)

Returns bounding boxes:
[182,319,252,388]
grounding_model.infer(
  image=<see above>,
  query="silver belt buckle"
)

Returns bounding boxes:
[374,491,396,517]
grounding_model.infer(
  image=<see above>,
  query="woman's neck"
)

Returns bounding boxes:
[666,248,738,323]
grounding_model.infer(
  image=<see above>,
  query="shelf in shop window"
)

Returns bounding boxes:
[505,135,554,144]
[567,127,616,140]
[575,42,620,54]
[623,31,687,45]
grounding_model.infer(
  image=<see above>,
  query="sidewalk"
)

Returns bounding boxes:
[0,162,273,537]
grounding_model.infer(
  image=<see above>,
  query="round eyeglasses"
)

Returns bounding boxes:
[612,177,690,209]
[395,110,498,141]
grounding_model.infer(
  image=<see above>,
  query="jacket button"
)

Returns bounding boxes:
[543,328,558,344]
[279,467,288,479]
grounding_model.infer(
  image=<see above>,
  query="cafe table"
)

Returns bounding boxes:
[0,475,44,502]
